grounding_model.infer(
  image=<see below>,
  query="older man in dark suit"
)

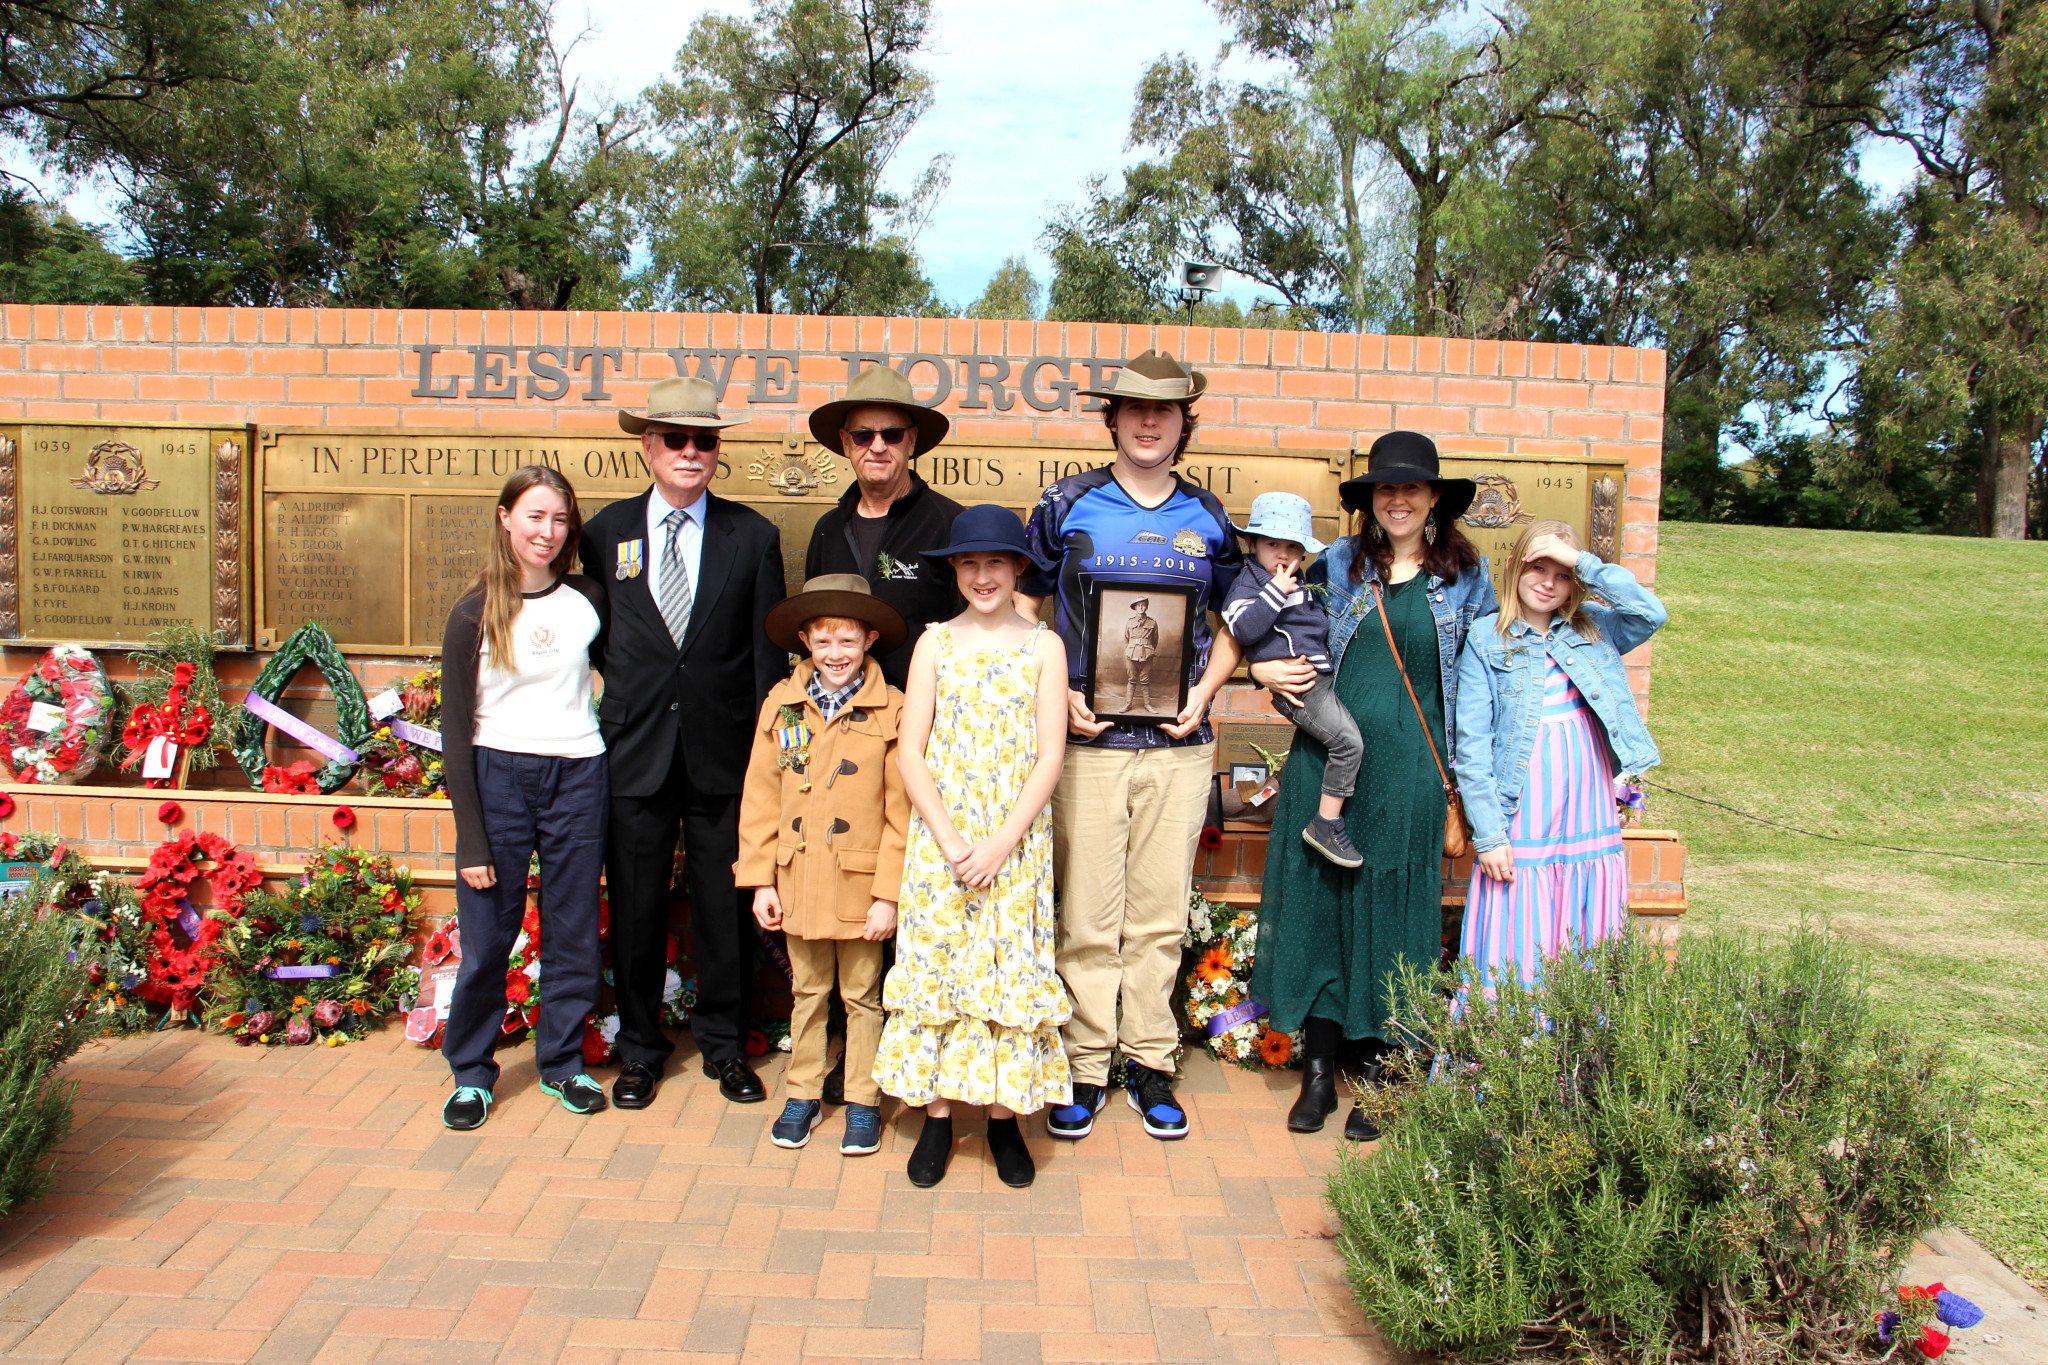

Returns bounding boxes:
[581,376,787,1109]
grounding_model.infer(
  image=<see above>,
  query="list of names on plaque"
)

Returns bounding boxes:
[409,497,492,648]
[15,425,231,644]
[262,493,405,645]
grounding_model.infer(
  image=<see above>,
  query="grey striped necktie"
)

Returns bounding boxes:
[658,507,694,646]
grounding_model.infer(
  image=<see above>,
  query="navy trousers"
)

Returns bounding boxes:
[443,748,608,1090]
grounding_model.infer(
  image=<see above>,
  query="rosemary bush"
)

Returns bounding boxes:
[0,891,94,1218]
[1327,928,1972,1363]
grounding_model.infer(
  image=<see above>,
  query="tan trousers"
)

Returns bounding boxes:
[1052,741,1214,1084]
[785,935,885,1106]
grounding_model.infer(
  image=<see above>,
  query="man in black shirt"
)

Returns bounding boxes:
[803,365,964,688]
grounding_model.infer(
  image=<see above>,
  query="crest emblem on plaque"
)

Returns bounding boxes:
[746,448,840,497]
[1462,474,1534,529]
[70,441,161,495]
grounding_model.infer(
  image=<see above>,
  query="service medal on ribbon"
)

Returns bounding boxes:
[616,539,645,580]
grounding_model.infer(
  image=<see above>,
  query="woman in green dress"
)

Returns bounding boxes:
[1247,432,1495,1140]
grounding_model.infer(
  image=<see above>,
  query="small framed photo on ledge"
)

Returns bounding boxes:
[1083,583,1196,726]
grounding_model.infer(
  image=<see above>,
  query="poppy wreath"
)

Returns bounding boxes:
[27,838,156,1035]
[207,842,421,1046]
[0,645,115,784]
[134,830,265,1019]
[501,861,619,1055]
[118,662,214,788]
[355,665,447,798]
[1178,893,1301,1070]
[231,622,371,795]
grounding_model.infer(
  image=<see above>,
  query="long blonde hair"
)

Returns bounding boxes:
[474,466,582,670]
[1497,519,1599,640]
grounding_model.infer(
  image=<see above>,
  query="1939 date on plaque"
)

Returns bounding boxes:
[0,422,250,646]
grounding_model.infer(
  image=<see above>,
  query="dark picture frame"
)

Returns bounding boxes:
[1083,582,1197,725]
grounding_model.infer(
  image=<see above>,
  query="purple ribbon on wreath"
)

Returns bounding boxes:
[265,965,343,979]
[1205,998,1268,1036]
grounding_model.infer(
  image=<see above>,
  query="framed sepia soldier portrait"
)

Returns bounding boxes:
[1083,583,1196,726]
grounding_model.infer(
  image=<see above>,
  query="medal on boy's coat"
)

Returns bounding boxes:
[615,539,645,580]
[772,704,812,772]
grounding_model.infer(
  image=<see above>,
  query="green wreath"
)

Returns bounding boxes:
[233,623,370,794]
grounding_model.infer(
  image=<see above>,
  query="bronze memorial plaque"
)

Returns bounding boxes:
[256,428,1624,656]
[0,422,249,646]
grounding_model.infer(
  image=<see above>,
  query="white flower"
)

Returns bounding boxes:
[663,968,682,1003]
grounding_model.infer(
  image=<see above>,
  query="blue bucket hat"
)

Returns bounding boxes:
[1230,492,1326,554]
[924,503,1032,560]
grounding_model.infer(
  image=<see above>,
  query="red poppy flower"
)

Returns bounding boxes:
[332,806,356,831]
[504,972,531,1005]
[423,926,455,965]
[0,793,12,819]
[157,801,183,825]
[1198,825,1224,850]
[745,1028,768,1057]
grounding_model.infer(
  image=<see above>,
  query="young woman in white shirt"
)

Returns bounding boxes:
[437,466,610,1130]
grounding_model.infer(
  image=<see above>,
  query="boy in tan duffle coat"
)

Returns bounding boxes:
[735,574,910,1155]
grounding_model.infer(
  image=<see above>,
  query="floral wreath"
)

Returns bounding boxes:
[26,837,157,1035]
[134,830,264,1019]
[231,622,371,794]
[0,645,114,784]
[119,661,214,788]
[356,665,447,798]
[209,842,420,1046]
[1180,892,1301,1069]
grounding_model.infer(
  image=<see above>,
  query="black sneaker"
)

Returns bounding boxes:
[442,1086,491,1130]
[1124,1063,1189,1140]
[1045,1083,1107,1139]
[1302,816,1364,868]
[539,1074,608,1116]
[770,1098,823,1149]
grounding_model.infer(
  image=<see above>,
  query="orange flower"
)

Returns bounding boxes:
[350,1000,370,1015]
[1195,944,1234,985]
[1257,1028,1293,1066]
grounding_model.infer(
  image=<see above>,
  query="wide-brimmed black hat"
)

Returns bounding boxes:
[765,574,908,655]
[923,503,1031,560]
[1338,430,1477,523]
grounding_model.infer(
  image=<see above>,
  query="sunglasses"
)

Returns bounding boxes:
[845,426,910,449]
[656,430,720,452]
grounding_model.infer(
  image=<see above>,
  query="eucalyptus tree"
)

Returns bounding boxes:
[1844,0,2047,537]
[630,0,947,317]
[49,0,636,308]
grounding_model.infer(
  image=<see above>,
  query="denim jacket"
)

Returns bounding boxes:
[1305,536,1498,758]
[1452,551,1667,853]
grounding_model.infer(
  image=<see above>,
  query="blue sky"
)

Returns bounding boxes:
[557,0,1279,310]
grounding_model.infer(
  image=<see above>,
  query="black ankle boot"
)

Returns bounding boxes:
[985,1117,1035,1187]
[1343,1061,1387,1143]
[907,1114,953,1187]
[1287,1056,1338,1133]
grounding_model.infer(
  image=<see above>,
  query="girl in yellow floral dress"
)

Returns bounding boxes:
[874,505,1072,1189]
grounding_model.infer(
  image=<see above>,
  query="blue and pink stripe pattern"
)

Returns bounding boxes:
[1462,656,1629,992]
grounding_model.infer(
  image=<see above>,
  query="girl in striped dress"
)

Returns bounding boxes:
[1452,521,1667,992]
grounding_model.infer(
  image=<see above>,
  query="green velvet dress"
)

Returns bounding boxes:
[1250,574,1446,1040]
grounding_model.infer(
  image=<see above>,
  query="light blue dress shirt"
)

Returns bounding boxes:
[644,485,708,610]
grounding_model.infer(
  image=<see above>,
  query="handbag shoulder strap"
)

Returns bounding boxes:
[1371,579,1453,794]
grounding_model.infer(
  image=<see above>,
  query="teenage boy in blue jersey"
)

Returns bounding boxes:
[1018,350,1245,1143]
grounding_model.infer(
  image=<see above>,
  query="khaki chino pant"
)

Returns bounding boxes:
[785,935,885,1107]
[1053,741,1215,1084]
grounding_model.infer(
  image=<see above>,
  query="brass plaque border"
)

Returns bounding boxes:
[0,419,251,649]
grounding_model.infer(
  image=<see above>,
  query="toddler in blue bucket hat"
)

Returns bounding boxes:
[1219,492,1364,868]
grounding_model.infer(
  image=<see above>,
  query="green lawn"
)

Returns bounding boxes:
[1649,522,2048,1288]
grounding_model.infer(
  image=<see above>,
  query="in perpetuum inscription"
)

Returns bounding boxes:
[16,426,222,643]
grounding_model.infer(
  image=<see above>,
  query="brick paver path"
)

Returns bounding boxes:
[0,1029,1403,1364]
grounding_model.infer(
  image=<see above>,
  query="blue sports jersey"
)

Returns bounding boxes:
[1021,466,1244,749]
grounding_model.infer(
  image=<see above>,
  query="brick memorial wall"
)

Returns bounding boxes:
[0,304,1681,929]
